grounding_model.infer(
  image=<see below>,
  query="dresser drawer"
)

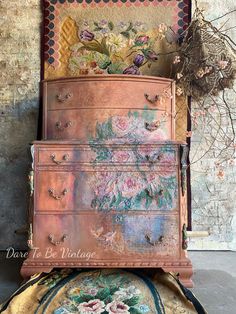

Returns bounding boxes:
[36,144,178,166]
[32,213,180,262]
[45,108,174,141]
[44,76,174,111]
[35,169,179,212]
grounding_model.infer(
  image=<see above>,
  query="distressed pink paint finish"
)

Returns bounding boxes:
[42,76,175,141]
[22,141,193,287]
[21,75,193,287]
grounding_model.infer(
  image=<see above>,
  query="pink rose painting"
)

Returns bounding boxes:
[111,116,136,138]
[118,174,144,198]
[112,150,130,163]
[77,299,105,313]
[105,301,130,314]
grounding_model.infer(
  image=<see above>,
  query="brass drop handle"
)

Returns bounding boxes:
[145,189,164,198]
[144,93,160,104]
[145,121,160,132]
[56,92,73,103]
[50,154,69,164]
[145,234,164,246]
[145,154,162,162]
[55,121,72,131]
[48,234,68,246]
[48,188,68,200]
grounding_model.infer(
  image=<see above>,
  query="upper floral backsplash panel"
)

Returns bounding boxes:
[43,0,190,79]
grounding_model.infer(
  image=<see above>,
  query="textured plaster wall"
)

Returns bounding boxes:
[0,0,235,250]
[189,0,236,250]
[0,0,41,249]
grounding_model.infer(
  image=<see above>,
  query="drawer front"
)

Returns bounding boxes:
[36,145,178,166]
[44,78,174,111]
[32,213,180,261]
[35,169,179,212]
[45,108,174,141]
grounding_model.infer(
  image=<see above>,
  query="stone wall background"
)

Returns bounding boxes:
[0,0,41,249]
[189,0,236,250]
[0,0,235,250]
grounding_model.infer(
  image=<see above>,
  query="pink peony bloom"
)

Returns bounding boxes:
[105,301,130,314]
[112,151,130,163]
[77,299,105,314]
[119,174,144,198]
[112,116,136,137]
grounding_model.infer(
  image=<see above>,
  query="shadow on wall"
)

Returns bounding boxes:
[0,98,39,250]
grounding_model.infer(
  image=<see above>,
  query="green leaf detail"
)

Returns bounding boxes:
[129,307,143,314]
[121,31,130,39]
[108,21,114,30]
[141,109,156,122]
[104,295,113,304]
[126,22,133,32]
[123,296,140,306]
[94,27,103,31]
[107,62,125,74]
[72,294,94,303]
[82,39,110,56]
[95,287,110,300]
[110,285,120,294]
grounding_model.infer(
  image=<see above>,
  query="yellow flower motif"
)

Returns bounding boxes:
[106,33,127,52]
[68,287,81,295]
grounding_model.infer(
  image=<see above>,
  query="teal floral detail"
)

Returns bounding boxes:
[54,272,146,314]
[139,304,150,313]
[88,171,177,212]
[89,110,166,145]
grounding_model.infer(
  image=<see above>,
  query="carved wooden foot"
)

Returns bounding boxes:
[162,261,193,288]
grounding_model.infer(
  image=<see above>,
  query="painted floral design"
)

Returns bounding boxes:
[78,299,105,313]
[90,109,167,145]
[87,109,176,212]
[89,170,176,212]
[68,19,168,75]
[54,271,150,314]
[105,300,130,314]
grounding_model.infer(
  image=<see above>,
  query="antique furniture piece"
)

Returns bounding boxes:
[21,141,193,287]
[21,75,193,287]
[42,76,175,141]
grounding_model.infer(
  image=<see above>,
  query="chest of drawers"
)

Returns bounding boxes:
[42,75,175,141]
[21,141,193,287]
[21,75,193,287]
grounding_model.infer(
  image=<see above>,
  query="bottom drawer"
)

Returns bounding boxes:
[32,213,180,263]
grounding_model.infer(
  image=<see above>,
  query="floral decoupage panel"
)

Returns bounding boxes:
[43,0,190,140]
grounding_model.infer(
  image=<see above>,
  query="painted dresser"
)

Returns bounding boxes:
[21,75,193,287]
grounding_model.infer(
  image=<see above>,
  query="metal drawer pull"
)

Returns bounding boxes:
[48,234,68,246]
[145,154,162,163]
[145,121,160,132]
[55,121,72,131]
[50,154,69,164]
[144,93,160,104]
[145,189,164,198]
[48,188,68,200]
[145,234,164,246]
[56,92,73,103]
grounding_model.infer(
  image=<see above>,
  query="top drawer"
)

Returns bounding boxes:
[43,75,175,112]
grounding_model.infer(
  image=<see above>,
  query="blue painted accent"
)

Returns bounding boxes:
[129,270,165,314]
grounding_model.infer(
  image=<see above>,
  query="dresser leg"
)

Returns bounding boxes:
[176,267,194,288]
[162,264,193,288]
[20,260,53,280]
